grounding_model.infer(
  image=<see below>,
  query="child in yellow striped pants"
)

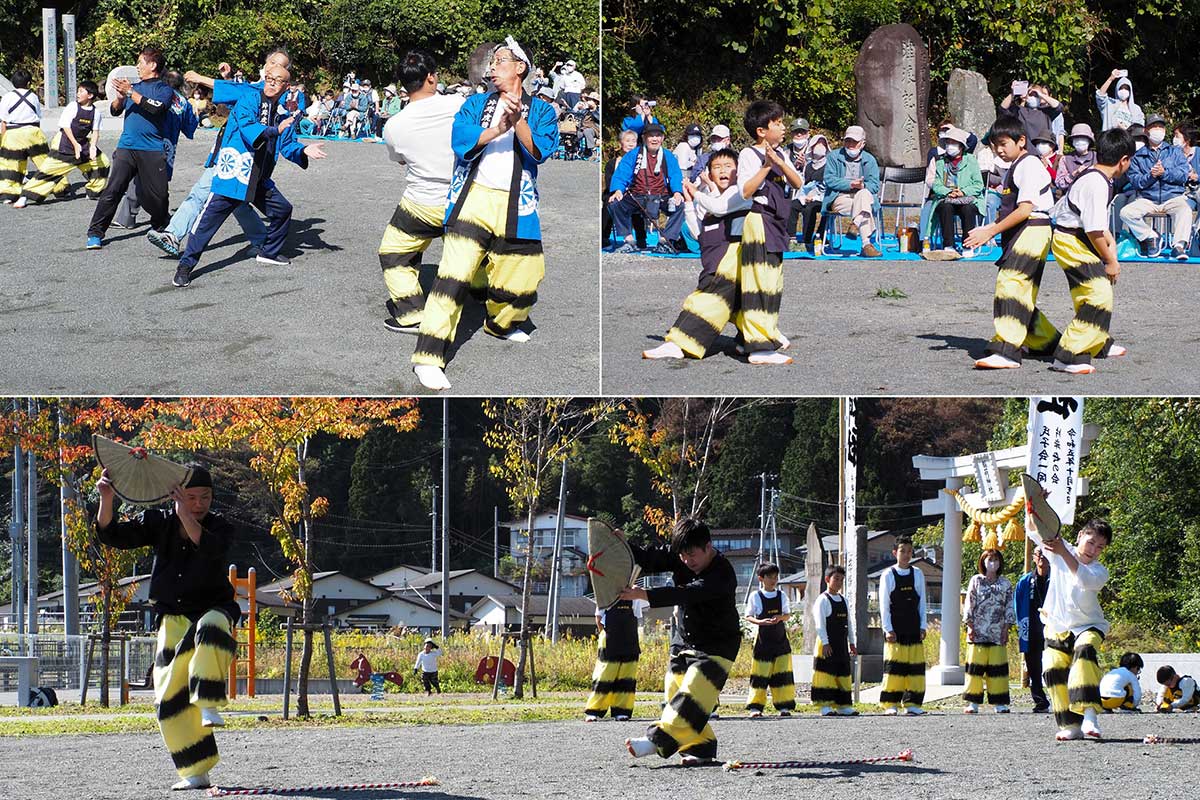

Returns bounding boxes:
[622,518,741,764]
[962,548,1015,713]
[812,565,858,716]
[0,69,53,202]
[1039,519,1113,740]
[584,597,645,720]
[744,562,796,716]
[14,80,108,206]
[95,463,242,790]
[879,535,928,714]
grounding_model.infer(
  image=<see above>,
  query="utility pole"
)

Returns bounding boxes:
[26,398,38,635]
[430,486,438,573]
[493,506,499,578]
[11,430,25,637]
[440,399,449,639]
[549,459,568,642]
[59,406,79,638]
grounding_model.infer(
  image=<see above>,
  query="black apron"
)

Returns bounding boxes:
[58,104,96,160]
[889,568,922,646]
[749,146,791,253]
[697,194,748,279]
[823,592,851,666]
[1057,167,1114,259]
[997,152,1052,257]
[601,599,640,660]
[751,590,791,659]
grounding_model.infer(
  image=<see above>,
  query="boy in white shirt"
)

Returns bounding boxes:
[14,80,109,206]
[879,535,928,715]
[1039,519,1113,740]
[377,50,465,331]
[0,69,52,203]
[812,565,858,717]
[1100,651,1143,712]
[1155,665,1199,712]
[413,638,442,695]
[744,563,795,717]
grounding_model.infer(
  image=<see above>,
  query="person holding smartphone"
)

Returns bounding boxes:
[1096,68,1145,132]
[998,80,1065,154]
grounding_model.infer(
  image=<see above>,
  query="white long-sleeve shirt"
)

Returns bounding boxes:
[1158,675,1197,710]
[414,650,440,673]
[878,565,927,635]
[1039,540,1109,637]
[1100,666,1142,706]
[744,588,790,619]
[813,591,856,647]
[683,184,753,239]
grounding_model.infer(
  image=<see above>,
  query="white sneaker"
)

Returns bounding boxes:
[974,353,1020,369]
[1050,359,1096,375]
[904,706,926,716]
[625,737,656,758]
[413,364,451,391]
[1082,709,1102,739]
[171,773,211,790]
[1056,725,1084,741]
[883,707,899,716]
[820,706,834,717]
[200,708,225,727]
[749,709,763,718]
[12,196,27,209]
[680,754,714,766]
[964,702,979,714]
[504,329,531,343]
[1108,344,1128,357]
[584,714,600,722]
[614,714,630,721]
[642,342,685,360]
[962,248,976,259]
[748,351,793,366]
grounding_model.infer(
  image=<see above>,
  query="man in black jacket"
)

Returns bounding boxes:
[620,517,740,764]
[96,464,239,791]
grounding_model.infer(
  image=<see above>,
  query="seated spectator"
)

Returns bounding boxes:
[1054,123,1097,194]
[673,123,703,174]
[558,107,581,157]
[920,120,955,249]
[822,125,882,258]
[1119,114,1192,259]
[1173,121,1200,204]
[999,81,1065,153]
[621,96,659,136]
[976,141,1007,227]
[377,84,404,133]
[607,122,687,254]
[1032,129,1060,182]
[788,133,829,252]
[1110,123,1145,236]
[604,129,644,246]
[579,99,599,157]
[690,124,732,181]
[279,82,307,116]
[188,88,214,128]
[1096,69,1144,131]
[925,126,985,259]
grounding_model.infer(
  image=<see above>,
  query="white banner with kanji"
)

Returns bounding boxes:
[1026,397,1085,525]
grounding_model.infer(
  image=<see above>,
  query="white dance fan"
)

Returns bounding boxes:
[586,518,636,609]
[104,65,139,102]
[93,435,193,505]
[1021,472,1061,546]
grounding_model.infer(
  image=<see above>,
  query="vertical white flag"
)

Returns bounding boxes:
[1026,397,1085,525]
[844,397,858,538]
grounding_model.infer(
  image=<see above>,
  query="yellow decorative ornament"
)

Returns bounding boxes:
[943,487,1027,549]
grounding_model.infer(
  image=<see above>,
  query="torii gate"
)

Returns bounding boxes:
[911,424,1098,685]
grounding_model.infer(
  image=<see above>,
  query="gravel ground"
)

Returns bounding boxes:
[0,136,600,396]
[601,251,1200,396]
[1,708,1194,799]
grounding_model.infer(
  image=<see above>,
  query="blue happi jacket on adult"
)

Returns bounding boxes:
[1014,571,1042,654]
[163,90,199,180]
[446,90,559,241]
[608,145,684,196]
[1126,141,1189,204]
[209,80,309,203]
[821,146,882,216]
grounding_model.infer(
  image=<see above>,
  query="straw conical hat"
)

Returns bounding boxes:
[93,435,193,506]
[104,65,140,102]
[1021,473,1061,544]
[586,517,636,610]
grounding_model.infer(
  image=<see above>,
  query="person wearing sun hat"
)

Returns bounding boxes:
[95,462,241,791]
[410,36,559,391]
[925,125,985,260]
[1055,123,1098,193]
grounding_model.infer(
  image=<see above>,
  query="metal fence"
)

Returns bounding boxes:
[0,634,156,692]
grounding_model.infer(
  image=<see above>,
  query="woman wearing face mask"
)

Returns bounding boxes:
[963,548,1015,714]
[999,83,1064,153]
[1054,123,1098,194]
[673,123,704,173]
[1096,69,1145,132]
[925,126,985,259]
[788,133,829,252]
[1031,129,1060,181]
[1173,123,1199,195]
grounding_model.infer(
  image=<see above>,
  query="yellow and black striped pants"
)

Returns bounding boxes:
[880,641,926,709]
[155,610,236,779]
[584,633,638,718]
[988,222,1059,362]
[811,643,852,708]
[20,146,109,203]
[1049,230,1115,366]
[377,197,446,327]
[1043,627,1103,730]
[649,648,733,759]
[734,212,785,354]
[1101,684,1135,711]
[746,651,795,711]
[964,642,1010,706]
[412,184,544,369]
[0,126,52,200]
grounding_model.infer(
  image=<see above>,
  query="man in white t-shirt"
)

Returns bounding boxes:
[411,37,559,390]
[377,50,465,331]
[1047,127,1135,374]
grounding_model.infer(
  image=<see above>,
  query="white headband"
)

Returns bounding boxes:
[497,36,531,69]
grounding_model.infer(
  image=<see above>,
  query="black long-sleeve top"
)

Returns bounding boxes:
[631,542,742,661]
[96,506,240,624]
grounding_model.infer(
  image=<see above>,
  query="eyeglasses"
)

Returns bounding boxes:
[263,75,288,85]
[490,57,521,66]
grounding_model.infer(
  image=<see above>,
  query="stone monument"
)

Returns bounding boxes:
[947,68,995,151]
[853,24,930,169]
